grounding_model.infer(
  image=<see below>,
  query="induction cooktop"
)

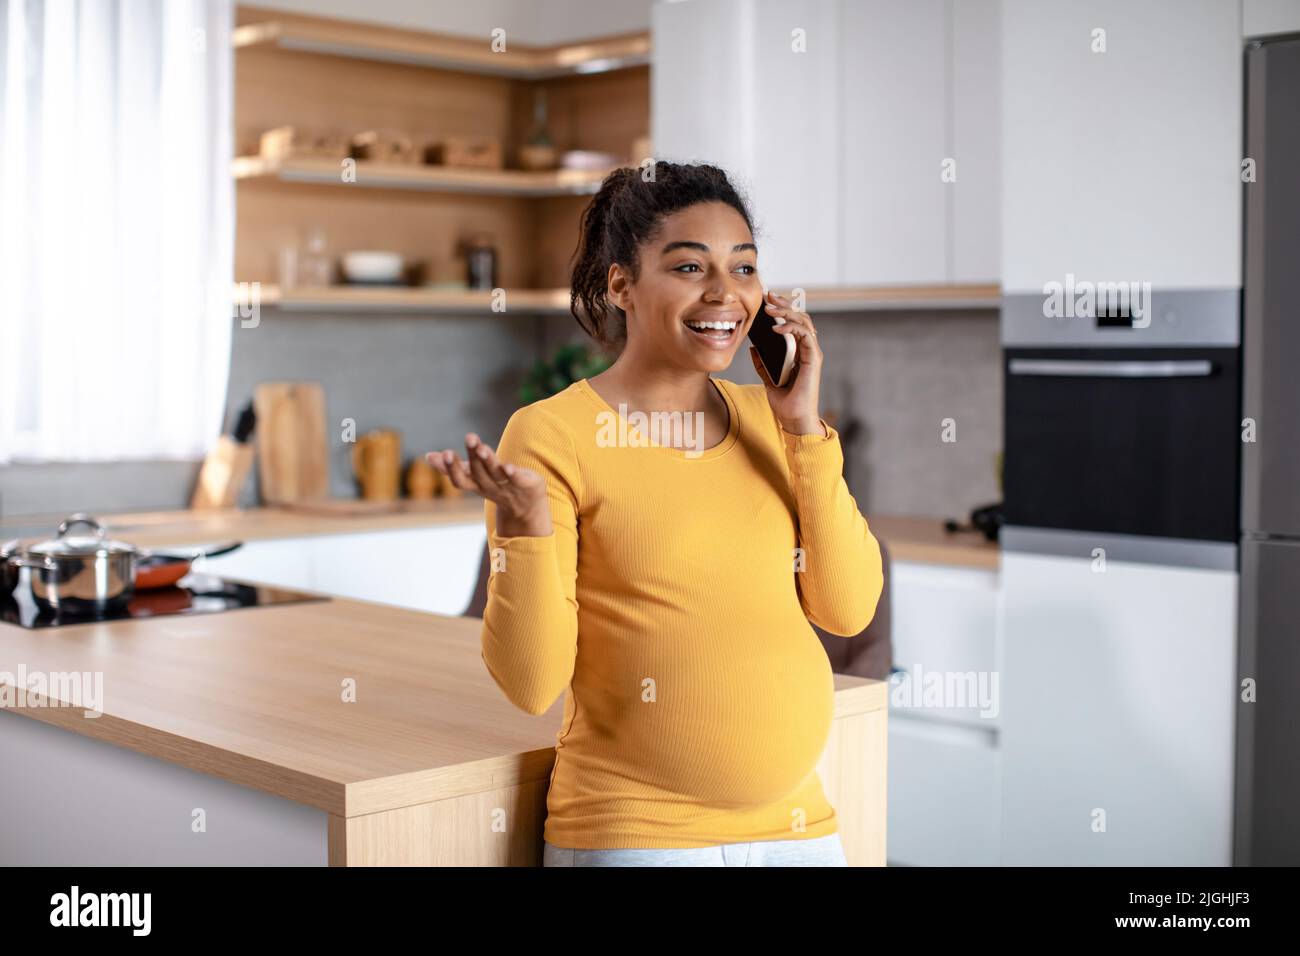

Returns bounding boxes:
[0,572,328,630]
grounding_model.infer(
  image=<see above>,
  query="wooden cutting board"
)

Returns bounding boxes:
[254,382,329,504]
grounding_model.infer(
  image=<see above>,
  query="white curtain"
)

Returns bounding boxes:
[0,0,233,463]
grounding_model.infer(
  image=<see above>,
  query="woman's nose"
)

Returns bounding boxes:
[703,278,740,303]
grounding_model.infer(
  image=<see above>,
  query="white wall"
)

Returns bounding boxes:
[252,0,653,44]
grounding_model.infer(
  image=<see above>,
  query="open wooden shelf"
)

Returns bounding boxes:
[233,155,616,197]
[233,7,650,78]
[231,6,650,289]
[238,284,572,315]
[234,284,1001,316]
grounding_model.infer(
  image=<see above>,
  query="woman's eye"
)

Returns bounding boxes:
[672,262,754,275]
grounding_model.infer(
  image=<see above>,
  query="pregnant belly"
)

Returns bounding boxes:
[573,626,836,809]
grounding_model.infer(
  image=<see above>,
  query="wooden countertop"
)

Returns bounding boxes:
[866,515,1000,571]
[0,595,885,818]
[1,504,999,569]
[0,499,487,548]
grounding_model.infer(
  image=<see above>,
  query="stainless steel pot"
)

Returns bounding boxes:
[3,514,245,614]
[12,514,140,613]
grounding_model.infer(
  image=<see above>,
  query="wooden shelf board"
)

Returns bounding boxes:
[232,9,650,79]
[236,284,571,315]
[234,155,615,197]
[233,284,999,316]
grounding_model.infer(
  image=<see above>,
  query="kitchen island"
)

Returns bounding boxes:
[0,590,886,866]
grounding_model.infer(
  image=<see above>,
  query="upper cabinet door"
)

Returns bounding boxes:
[1001,0,1242,293]
[652,0,754,178]
[747,0,842,287]
[840,0,948,286]
[951,0,1001,284]
[653,0,841,287]
[653,0,1001,289]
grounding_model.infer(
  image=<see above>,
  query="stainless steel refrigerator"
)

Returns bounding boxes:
[1236,32,1300,867]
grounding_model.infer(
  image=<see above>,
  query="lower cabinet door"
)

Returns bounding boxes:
[999,544,1237,866]
[195,537,315,591]
[309,525,486,615]
[887,714,1001,866]
[192,525,487,615]
[890,561,1001,727]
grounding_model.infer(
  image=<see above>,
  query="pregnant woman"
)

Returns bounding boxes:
[426,162,884,867]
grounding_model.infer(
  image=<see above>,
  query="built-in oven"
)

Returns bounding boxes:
[1004,345,1240,541]
[1001,288,1241,544]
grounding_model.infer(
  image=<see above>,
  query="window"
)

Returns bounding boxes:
[0,0,233,462]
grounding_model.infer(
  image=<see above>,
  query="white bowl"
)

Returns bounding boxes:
[342,250,404,284]
[560,150,620,171]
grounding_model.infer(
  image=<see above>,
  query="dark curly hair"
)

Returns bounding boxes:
[570,161,755,351]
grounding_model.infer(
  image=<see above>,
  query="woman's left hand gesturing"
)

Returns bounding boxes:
[749,290,827,437]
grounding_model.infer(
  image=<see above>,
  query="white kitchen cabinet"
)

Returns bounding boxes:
[310,525,486,616]
[889,561,1000,726]
[840,0,947,286]
[885,559,1002,866]
[1001,0,1242,292]
[194,536,316,591]
[951,0,1001,283]
[653,0,1000,288]
[999,549,1237,866]
[196,524,486,616]
[651,0,753,178]
[888,716,1001,866]
[748,0,842,287]
[653,0,841,287]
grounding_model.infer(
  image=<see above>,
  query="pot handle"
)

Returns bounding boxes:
[57,513,105,541]
[9,554,55,571]
[144,541,244,562]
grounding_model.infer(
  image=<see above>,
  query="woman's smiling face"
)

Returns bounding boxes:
[607,201,763,373]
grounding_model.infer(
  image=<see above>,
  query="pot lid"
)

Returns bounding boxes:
[27,514,138,558]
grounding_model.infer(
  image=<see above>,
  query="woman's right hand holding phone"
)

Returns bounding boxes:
[426,434,553,537]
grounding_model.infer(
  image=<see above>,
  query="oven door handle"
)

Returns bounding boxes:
[1007,359,1215,378]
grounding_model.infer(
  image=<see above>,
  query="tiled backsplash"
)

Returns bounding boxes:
[819,310,1002,519]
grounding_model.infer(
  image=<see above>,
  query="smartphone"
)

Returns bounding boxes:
[747,300,797,388]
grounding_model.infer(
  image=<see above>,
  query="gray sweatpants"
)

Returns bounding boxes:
[542,832,848,867]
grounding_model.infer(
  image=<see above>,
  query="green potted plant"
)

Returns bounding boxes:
[519,343,611,404]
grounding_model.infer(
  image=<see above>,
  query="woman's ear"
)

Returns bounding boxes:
[607,262,633,314]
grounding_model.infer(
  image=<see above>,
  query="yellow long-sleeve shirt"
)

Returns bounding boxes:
[480,375,883,849]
